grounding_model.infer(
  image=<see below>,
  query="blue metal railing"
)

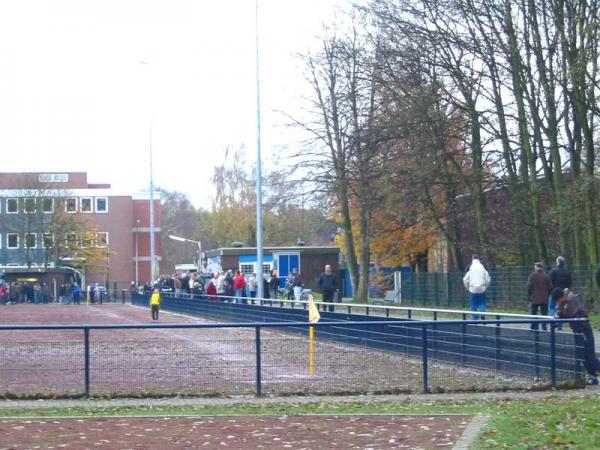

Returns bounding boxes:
[0,317,587,398]
[133,294,586,385]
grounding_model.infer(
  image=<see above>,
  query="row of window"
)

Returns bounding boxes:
[0,232,109,249]
[239,263,272,275]
[2,197,108,214]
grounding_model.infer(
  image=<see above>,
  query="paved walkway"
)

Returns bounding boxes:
[0,386,597,412]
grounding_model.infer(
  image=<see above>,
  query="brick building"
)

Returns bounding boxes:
[0,172,160,293]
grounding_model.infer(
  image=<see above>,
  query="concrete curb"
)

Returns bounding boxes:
[0,387,598,411]
[453,414,490,450]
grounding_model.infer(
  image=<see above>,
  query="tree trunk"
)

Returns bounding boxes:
[338,180,360,300]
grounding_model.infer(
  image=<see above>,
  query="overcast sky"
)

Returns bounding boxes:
[0,0,347,208]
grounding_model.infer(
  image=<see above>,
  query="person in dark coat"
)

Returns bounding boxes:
[224,270,234,299]
[268,271,279,300]
[318,265,338,312]
[552,288,600,385]
[262,274,271,305]
[549,256,572,292]
[549,256,572,329]
[527,262,552,330]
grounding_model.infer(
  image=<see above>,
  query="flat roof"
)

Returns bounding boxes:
[0,267,77,274]
[206,246,339,257]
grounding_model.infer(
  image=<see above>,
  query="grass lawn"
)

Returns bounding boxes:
[1,395,598,449]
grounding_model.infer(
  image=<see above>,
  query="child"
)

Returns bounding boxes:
[150,288,161,321]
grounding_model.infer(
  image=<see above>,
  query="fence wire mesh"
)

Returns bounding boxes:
[0,299,587,398]
[400,266,598,308]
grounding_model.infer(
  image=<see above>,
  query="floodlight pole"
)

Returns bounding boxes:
[135,219,140,285]
[149,128,157,283]
[255,0,264,298]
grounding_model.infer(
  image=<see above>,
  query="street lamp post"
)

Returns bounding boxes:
[135,219,140,285]
[255,0,264,298]
[139,60,157,284]
[168,235,203,272]
[149,129,156,283]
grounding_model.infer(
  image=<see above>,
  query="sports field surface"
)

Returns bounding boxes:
[0,304,533,398]
[0,413,473,449]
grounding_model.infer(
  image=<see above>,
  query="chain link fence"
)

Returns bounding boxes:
[400,266,599,309]
[0,318,584,399]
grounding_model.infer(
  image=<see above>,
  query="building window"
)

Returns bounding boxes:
[7,234,19,249]
[25,233,37,249]
[24,198,36,213]
[65,198,77,213]
[95,197,108,213]
[42,198,54,213]
[96,232,108,247]
[42,233,54,248]
[80,197,92,213]
[240,263,255,276]
[6,198,18,214]
[65,233,78,247]
[262,263,271,274]
[81,233,94,248]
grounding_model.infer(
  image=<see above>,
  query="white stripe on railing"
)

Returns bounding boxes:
[156,291,550,320]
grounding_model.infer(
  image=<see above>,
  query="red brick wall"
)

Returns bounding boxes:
[132,198,161,283]
[85,196,134,287]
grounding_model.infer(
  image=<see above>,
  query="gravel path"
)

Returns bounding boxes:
[0,414,473,449]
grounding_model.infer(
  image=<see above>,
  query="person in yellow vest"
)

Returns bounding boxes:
[150,288,161,321]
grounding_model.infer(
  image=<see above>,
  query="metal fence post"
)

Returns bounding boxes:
[422,325,429,393]
[461,315,466,365]
[255,326,262,397]
[84,327,90,398]
[495,320,501,371]
[550,323,557,386]
[533,329,540,378]
[122,290,125,304]
[434,272,439,306]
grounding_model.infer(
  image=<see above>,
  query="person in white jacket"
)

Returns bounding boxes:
[463,255,491,320]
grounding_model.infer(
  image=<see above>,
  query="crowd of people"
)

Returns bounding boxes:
[0,280,53,304]
[464,254,600,385]
[139,265,340,323]
[0,279,112,306]
[135,264,340,310]
[138,269,290,303]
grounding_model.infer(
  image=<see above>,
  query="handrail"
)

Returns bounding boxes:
[156,291,557,320]
[0,318,587,331]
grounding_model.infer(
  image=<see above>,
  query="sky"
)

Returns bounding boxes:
[0,0,348,208]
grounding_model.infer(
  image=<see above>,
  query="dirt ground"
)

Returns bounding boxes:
[0,414,472,449]
[0,304,535,398]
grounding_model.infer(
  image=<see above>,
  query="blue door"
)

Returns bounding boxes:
[277,254,300,288]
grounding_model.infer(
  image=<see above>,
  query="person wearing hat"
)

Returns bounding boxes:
[552,287,600,385]
[527,262,552,330]
[463,255,491,320]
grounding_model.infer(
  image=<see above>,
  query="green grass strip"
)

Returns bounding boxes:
[0,396,598,448]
